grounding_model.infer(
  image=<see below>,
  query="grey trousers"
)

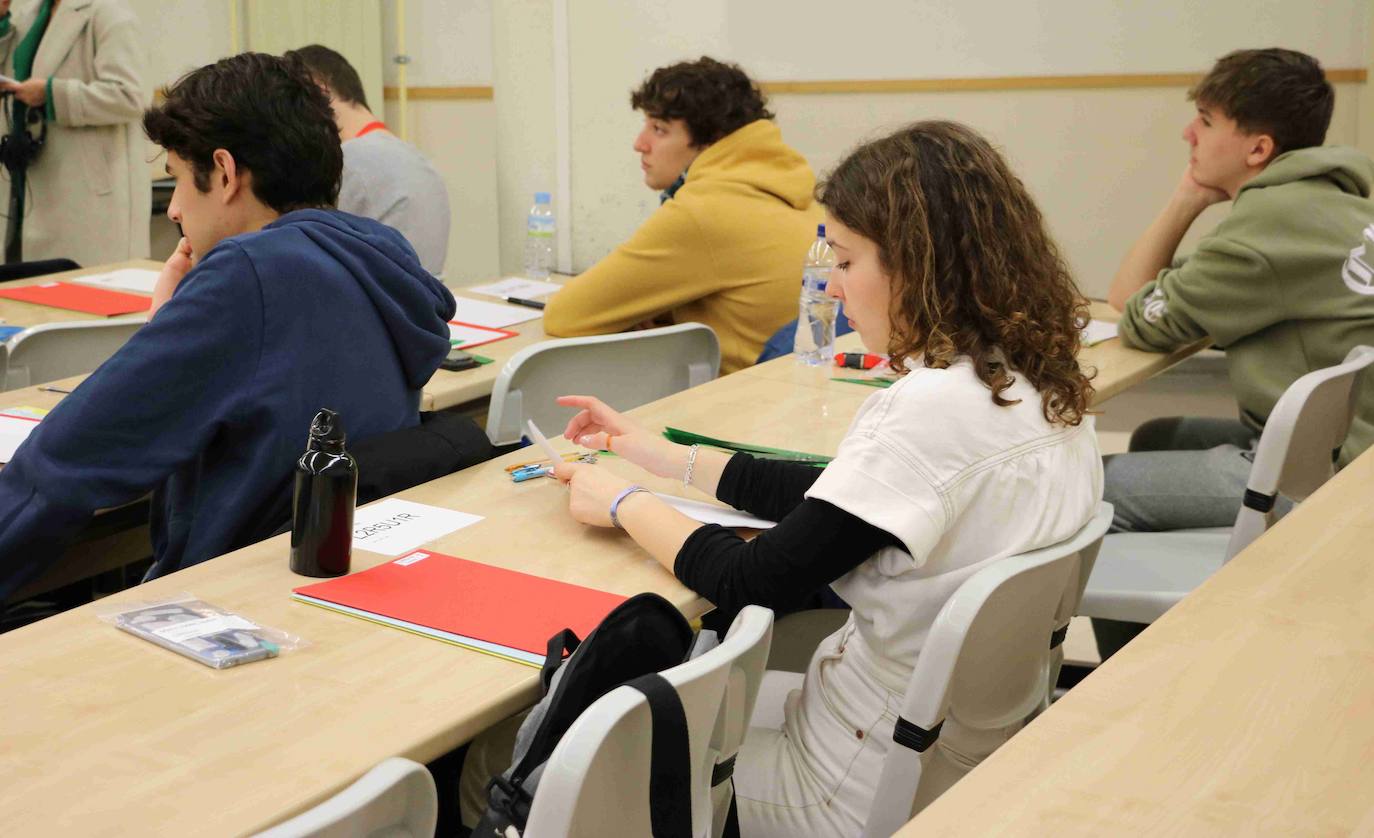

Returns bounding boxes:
[1095,416,1292,658]
[1102,416,1260,533]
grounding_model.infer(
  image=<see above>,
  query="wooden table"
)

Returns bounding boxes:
[900,444,1374,835]
[0,297,1210,834]
[0,260,161,328]
[0,371,873,837]
[741,303,1209,407]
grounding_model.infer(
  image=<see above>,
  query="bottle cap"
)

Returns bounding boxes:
[308,408,347,452]
[817,223,826,237]
[535,192,552,203]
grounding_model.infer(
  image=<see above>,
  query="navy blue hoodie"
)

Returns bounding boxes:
[0,209,456,598]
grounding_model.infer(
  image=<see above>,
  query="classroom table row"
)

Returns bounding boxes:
[0,259,555,413]
[0,268,1209,834]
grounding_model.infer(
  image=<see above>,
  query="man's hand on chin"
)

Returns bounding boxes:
[149,237,195,319]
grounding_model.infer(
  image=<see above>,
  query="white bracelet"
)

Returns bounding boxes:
[683,444,700,488]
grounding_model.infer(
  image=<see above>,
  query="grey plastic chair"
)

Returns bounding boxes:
[2,317,145,390]
[1081,344,1374,625]
[485,322,720,445]
[253,756,437,838]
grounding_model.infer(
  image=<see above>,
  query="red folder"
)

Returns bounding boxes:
[292,550,627,666]
[0,282,151,316]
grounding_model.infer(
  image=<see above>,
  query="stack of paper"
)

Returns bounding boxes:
[0,406,48,463]
[351,498,485,556]
[1082,319,1120,346]
[73,268,159,295]
[466,277,562,300]
[451,297,544,329]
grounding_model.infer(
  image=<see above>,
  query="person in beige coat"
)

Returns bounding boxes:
[0,0,148,266]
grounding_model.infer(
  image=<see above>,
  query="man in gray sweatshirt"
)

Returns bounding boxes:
[287,45,451,276]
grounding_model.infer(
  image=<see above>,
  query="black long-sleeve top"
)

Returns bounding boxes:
[673,453,902,615]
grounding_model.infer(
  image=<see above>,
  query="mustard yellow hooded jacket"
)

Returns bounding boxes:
[543,119,820,374]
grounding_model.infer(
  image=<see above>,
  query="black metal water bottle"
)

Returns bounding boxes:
[289,408,358,577]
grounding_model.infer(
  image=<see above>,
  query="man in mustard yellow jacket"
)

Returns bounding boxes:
[542,57,819,374]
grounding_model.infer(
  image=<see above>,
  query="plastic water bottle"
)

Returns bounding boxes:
[289,408,358,578]
[793,223,838,365]
[524,192,555,279]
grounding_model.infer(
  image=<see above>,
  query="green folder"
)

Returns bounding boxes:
[831,376,894,388]
[662,427,832,466]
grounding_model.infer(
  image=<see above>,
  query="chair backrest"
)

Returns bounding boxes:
[253,756,437,838]
[485,323,720,445]
[0,258,80,284]
[524,605,774,838]
[3,317,145,390]
[1227,344,1374,558]
[1039,502,1113,711]
[705,607,775,838]
[861,519,1094,837]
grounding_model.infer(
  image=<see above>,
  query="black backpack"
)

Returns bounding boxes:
[472,592,740,838]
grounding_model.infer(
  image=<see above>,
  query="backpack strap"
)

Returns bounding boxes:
[626,673,693,838]
[540,628,581,694]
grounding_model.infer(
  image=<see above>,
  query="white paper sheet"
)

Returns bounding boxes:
[352,498,485,556]
[448,321,514,349]
[467,277,562,299]
[451,297,544,329]
[73,268,160,295]
[1082,319,1119,346]
[0,412,42,463]
[656,494,777,530]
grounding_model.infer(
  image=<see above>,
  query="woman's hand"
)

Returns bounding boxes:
[552,460,640,528]
[557,394,683,478]
[149,237,193,319]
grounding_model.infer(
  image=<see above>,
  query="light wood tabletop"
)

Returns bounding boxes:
[0,369,872,837]
[0,260,161,327]
[900,444,1374,836]
[740,302,1211,407]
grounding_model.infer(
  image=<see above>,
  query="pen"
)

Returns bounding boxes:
[503,296,546,310]
[38,385,73,394]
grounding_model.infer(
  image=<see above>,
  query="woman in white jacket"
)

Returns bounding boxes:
[0,0,148,266]
[548,121,1104,835]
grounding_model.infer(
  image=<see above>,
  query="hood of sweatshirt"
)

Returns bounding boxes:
[259,209,457,388]
[682,119,816,211]
[1242,145,1374,200]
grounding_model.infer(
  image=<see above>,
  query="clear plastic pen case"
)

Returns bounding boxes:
[101,596,305,669]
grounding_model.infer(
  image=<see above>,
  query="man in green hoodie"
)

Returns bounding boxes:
[1098,48,1374,653]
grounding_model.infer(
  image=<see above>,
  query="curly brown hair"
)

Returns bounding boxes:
[630,57,774,147]
[818,121,1093,426]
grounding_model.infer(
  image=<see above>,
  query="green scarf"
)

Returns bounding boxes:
[12,0,55,125]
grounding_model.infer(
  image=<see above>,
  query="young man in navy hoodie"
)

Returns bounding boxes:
[0,53,456,598]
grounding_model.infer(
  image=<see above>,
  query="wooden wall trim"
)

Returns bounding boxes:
[761,69,1366,95]
[382,85,494,100]
[381,70,1365,101]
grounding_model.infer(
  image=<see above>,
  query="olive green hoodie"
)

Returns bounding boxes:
[1120,146,1374,466]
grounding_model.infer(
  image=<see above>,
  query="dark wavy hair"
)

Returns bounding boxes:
[286,43,370,109]
[630,57,773,146]
[818,121,1093,426]
[143,52,342,212]
[1190,48,1333,156]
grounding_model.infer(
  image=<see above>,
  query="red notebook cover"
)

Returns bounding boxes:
[292,550,627,659]
[0,281,151,316]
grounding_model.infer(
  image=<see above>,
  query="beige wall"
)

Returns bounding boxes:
[772,82,1363,298]
[497,0,1370,299]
